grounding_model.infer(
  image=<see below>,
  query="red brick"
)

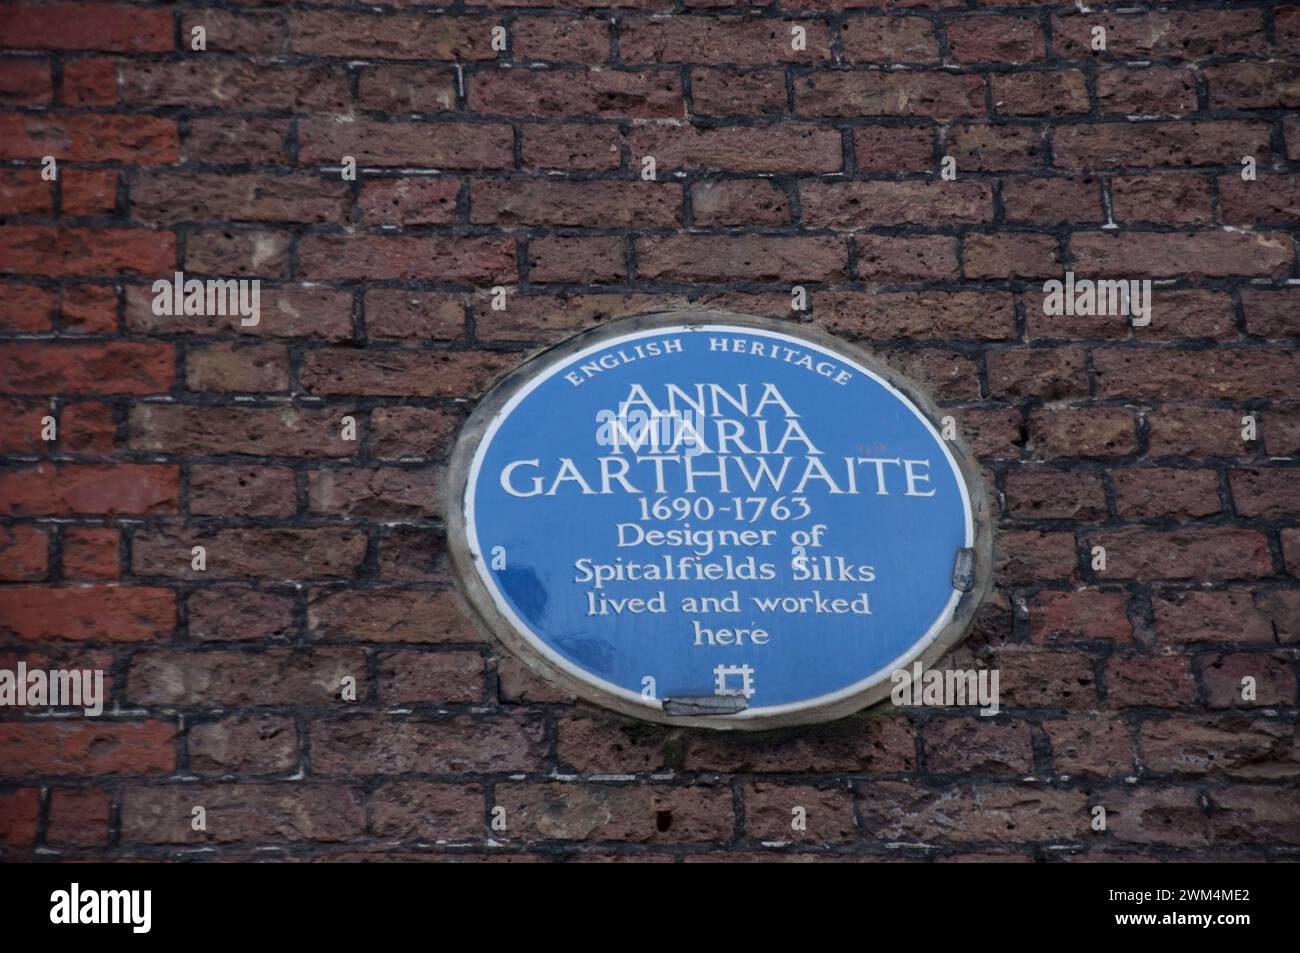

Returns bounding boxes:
[858,780,1086,843]
[184,117,290,165]
[0,113,178,164]
[995,531,1079,584]
[1093,349,1300,400]
[629,123,843,174]
[298,120,513,169]
[310,713,547,775]
[360,177,459,227]
[945,15,1044,63]
[307,589,479,644]
[923,720,1034,774]
[0,284,54,332]
[288,12,495,60]
[1111,175,1213,226]
[132,173,347,226]
[1206,62,1300,110]
[1005,466,1107,520]
[59,284,117,334]
[992,70,1089,116]
[308,467,440,519]
[965,232,1059,279]
[47,788,110,847]
[0,463,176,516]
[190,464,296,518]
[800,180,992,229]
[796,70,985,118]
[59,402,117,454]
[1146,406,1255,458]
[1112,468,1221,520]
[370,782,483,840]
[1242,288,1300,339]
[131,527,367,580]
[1141,719,1299,778]
[950,406,1022,455]
[471,179,681,227]
[188,588,295,643]
[180,9,284,55]
[189,715,299,775]
[1030,407,1137,457]
[376,650,484,703]
[1043,719,1134,775]
[522,123,622,170]
[1100,786,1210,847]
[0,788,39,848]
[1051,11,1267,60]
[855,234,958,281]
[0,721,176,776]
[690,68,788,116]
[185,342,289,394]
[853,125,934,172]
[1086,528,1273,580]
[1072,231,1291,279]
[1200,653,1297,708]
[1052,122,1272,171]
[1105,654,1197,707]
[1029,590,1132,643]
[692,179,790,226]
[947,123,1046,172]
[839,16,938,63]
[622,16,831,64]
[120,783,365,844]
[0,168,50,215]
[998,175,1102,226]
[743,782,857,843]
[0,585,174,642]
[0,525,48,581]
[470,68,682,118]
[1153,590,1276,645]
[816,290,1014,341]
[62,169,117,217]
[638,235,845,282]
[61,527,120,580]
[1097,66,1197,115]
[513,16,609,63]
[0,57,50,105]
[299,234,515,283]
[128,648,366,706]
[184,229,289,278]
[988,347,1087,399]
[122,61,349,112]
[0,227,175,278]
[1230,468,1300,519]
[129,405,358,457]
[300,348,514,398]
[495,782,733,842]
[61,57,116,107]
[0,4,173,52]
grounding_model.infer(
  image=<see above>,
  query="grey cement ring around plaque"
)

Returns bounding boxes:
[445,311,993,730]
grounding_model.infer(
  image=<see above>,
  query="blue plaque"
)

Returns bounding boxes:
[448,313,991,728]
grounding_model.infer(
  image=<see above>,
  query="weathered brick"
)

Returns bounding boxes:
[121,784,365,843]
[132,527,368,579]
[0,585,174,643]
[128,649,366,706]
[0,721,175,777]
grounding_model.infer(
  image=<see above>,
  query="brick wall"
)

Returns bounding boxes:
[0,1,1298,861]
